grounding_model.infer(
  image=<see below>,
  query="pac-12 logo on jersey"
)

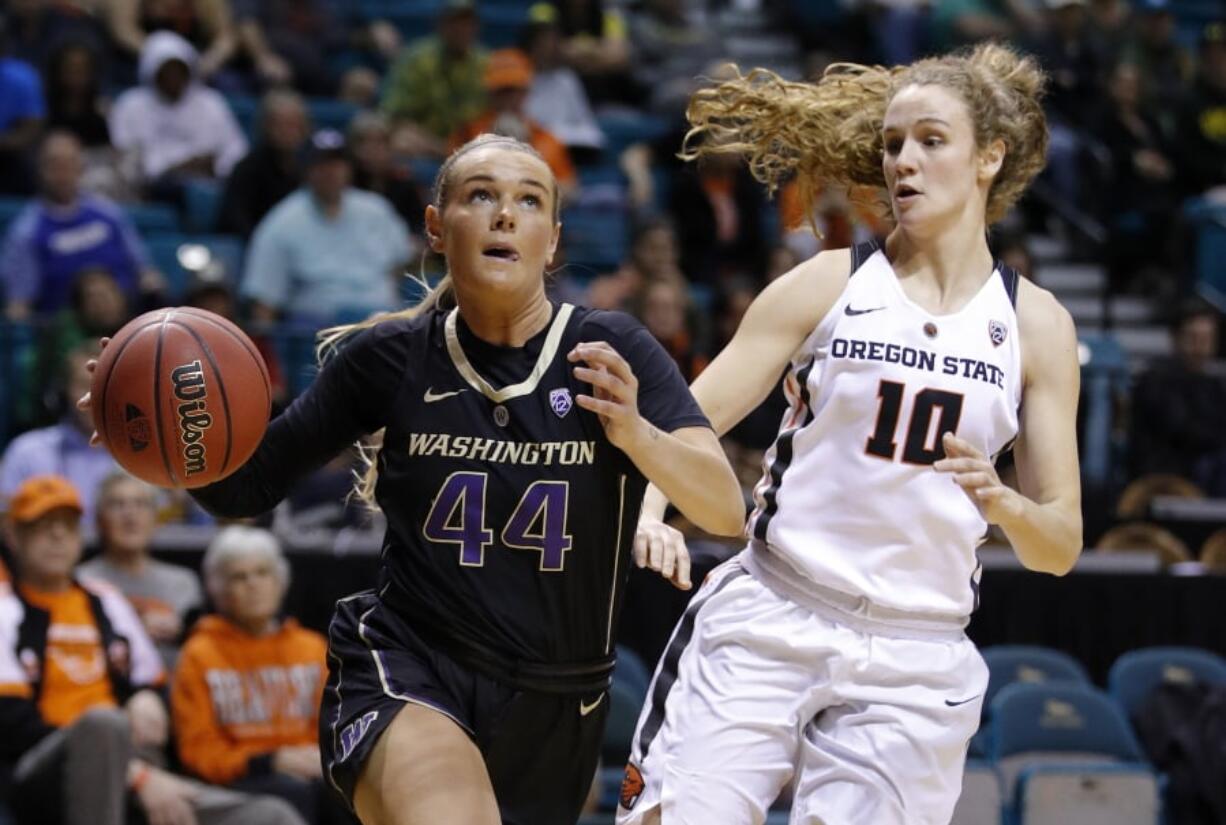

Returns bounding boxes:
[989,320,1008,347]
[550,388,573,418]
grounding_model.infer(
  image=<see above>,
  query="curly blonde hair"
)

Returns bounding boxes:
[316,133,560,509]
[682,42,1048,226]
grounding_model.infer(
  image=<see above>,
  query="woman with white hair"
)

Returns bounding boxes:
[171,527,346,825]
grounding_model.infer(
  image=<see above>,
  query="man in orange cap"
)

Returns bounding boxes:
[0,475,304,825]
[451,47,578,201]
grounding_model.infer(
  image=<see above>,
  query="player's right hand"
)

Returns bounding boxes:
[634,518,692,590]
[76,337,109,446]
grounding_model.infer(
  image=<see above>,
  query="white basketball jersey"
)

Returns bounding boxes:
[748,242,1022,622]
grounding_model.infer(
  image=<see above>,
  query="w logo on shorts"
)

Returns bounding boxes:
[338,710,379,763]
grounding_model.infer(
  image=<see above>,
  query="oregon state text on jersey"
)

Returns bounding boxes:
[748,242,1022,621]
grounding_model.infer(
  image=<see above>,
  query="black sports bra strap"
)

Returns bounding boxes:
[997,262,1020,308]
[849,240,881,277]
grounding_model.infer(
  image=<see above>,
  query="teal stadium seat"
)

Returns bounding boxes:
[145,234,245,301]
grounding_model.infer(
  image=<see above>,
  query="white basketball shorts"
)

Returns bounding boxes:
[616,555,989,825]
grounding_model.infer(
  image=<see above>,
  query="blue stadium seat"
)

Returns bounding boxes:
[596,112,671,158]
[0,322,36,444]
[1107,646,1226,719]
[145,234,245,301]
[1186,199,1226,300]
[0,196,28,236]
[183,180,224,233]
[613,645,652,701]
[307,98,359,133]
[989,683,1159,825]
[560,204,628,274]
[982,646,1090,712]
[227,95,261,141]
[127,202,179,233]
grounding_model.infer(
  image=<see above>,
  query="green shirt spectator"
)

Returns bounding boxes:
[380,1,488,140]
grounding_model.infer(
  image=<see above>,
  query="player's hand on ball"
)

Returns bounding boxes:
[568,341,647,452]
[634,518,692,590]
[76,336,109,446]
[934,433,1023,526]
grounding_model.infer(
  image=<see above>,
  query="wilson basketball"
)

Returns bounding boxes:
[91,307,272,489]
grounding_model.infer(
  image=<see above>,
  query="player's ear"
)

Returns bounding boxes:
[977,138,1005,183]
[424,204,445,255]
[547,220,561,266]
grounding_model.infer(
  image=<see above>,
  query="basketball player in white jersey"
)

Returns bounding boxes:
[618,44,1082,825]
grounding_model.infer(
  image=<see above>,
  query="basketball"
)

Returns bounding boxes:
[90,307,272,489]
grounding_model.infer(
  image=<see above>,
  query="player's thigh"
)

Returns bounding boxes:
[791,636,987,825]
[620,562,831,825]
[353,703,499,825]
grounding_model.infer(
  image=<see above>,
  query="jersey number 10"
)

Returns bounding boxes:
[423,472,573,571]
[865,380,964,465]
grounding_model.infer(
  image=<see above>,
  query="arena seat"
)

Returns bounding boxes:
[981,645,1090,712]
[1107,646,1226,719]
[989,683,1159,825]
[950,760,1003,825]
[144,234,245,301]
[0,196,27,236]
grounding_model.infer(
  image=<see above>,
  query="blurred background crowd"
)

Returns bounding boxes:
[1,0,1226,822]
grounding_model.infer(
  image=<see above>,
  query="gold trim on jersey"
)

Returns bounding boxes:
[444,303,574,403]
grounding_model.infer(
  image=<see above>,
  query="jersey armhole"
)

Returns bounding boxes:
[996,263,1021,308]
[849,240,881,277]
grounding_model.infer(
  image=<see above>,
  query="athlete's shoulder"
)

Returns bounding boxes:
[571,305,647,345]
[325,309,437,363]
[1015,277,1075,343]
[746,247,853,338]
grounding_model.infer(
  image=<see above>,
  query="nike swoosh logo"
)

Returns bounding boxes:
[579,693,606,717]
[845,305,887,316]
[944,696,979,707]
[424,387,467,403]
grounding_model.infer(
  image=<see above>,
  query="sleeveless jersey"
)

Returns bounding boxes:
[748,242,1022,621]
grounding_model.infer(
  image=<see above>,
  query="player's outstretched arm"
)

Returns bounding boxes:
[935,284,1083,575]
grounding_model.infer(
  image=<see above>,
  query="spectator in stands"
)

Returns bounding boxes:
[79,472,204,667]
[586,217,681,310]
[1029,0,1108,130]
[106,0,239,84]
[1096,61,1179,293]
[30,267,130,423]
[0,131,161,322]
[1176,22,1226,197]
[217,89,309,239]
[1130,299,1226,494]
[451,48,579,201]
[381,0,488,158]
[108,31,248,199]
[184,270,288,406]
[232,0,399,95]
[43,39,111,149]
[0,17,45,196]
[5,0,102,71]
[551,0,633,105]
[864,0,931,65]
[0,344,119,531]
[929,0,1041,51]
[1123,0,1193,127]
[669,153,768,286]
[241,129,413,326]
[1089,0,1132,61]
[627,0,725,115]
[0,475,304,825]
[348,111,427,235]
[636,276,708,382]
[173,526,342,824]
[521,9,605,160]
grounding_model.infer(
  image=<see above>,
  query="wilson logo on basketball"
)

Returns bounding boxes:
[619,763,644,811]
[171,360,213,477]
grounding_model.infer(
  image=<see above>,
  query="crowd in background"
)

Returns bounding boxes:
[0,0,1225,822]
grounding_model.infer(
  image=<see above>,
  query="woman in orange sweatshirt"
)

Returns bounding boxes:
[172,526,347,825]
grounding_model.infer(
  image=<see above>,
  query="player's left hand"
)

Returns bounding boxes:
[933,433,1024,526]
[568,341,648,452]
[634,518,693,590]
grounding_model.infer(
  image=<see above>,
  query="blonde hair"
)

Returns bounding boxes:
[316,133,560,509]
[682,42,1048,226]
